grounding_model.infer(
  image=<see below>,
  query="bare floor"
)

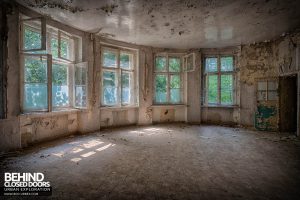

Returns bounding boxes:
[1,124,300,200]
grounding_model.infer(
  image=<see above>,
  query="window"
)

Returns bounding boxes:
[154,54,183,104]
[75,62,88,108]
[101,47,136,107]
[257,79,278,101]
[203,56,235,106]
[23,54,49,111]
[20,15,86,112]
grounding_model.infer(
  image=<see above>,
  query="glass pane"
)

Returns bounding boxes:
[170,75,180,88]
[75,66,87,85]
[24,56,47,83]
[205,57,217,72]
[120,53,132,69]
[24,24,42,50]
[52,63,68,85]
[52,85,69,107]
[258,91,267,101]
[169,57,181,72]
[103,50,117,68]
[170,89,180,103]
[155,56,166,71]
[268,91,278,100]
[221,56,233,71]
[75,86,87,107]
[155,74,167,103]
[268,81,278,90]
[221,75,233,104]
[122,72,131,104]
[60,38,70,60]
[103,87,117,105]
[103,71,116,87]
[208,75,218,104]
[51,37,58,58]
[258,81,267,90]
[24,83,47,110]
[103,71,117,105]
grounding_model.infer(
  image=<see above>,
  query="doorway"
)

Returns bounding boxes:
[279,75,298,133]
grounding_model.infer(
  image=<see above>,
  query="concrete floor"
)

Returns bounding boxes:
[1,124,300,200]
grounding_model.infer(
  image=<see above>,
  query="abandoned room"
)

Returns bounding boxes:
[0,0,300,199]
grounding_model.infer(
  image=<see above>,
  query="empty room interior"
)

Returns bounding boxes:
[1,0,300,199]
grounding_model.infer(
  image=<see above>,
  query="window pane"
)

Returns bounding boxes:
[221,75,233,104]
[52,64,68,85]
[122,72,131,104]
[268,91,278,100]
[75,66,87,85]
[258,81,267,90]
[61,38,70,60]
[268,81,277,90]
[24,56,47,83]
[155,75,167,103]
[221,56,233,71]
[51,37,58,58]
[169,57,181,72]
[170,89,181,103]
[205,57,217,72]
[24,83,47,110]
[52,63,69,107]
[170,75,180,89]
[24,25,42,50]
[75,86,87,107]
[208,75,218,104]
[103,71,116,87]
[52,85,69,107]
[103,71,117,105]
[155,56,166,71]
[258,91,267,101]
[103,88,117,105]
[120,53,132,69]
[170,75,181,103]
[103,50,117,68]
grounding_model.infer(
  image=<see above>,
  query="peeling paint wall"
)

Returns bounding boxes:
[1,2,300,152]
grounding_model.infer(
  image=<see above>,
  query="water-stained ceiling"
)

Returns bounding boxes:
[17,0,300,49]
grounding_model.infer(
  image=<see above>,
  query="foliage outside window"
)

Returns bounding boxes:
[154,55,183,104]
[101,47,136,107]
[203,56,235,106]
[21,15,85,112]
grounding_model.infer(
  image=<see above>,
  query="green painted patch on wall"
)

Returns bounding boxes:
[257,105,277,118]
[255,105,277,131]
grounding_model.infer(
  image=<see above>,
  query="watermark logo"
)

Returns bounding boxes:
[1,172,52,196]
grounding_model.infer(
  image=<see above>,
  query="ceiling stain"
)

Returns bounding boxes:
[17,0,300,49]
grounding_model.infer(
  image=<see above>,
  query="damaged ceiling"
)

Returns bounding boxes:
[17,0,300,49]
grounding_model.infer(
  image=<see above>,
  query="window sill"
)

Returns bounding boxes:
[20,108,80,117]
[100,105,139,111]
[201,105,239,109]
[151,104,187,108]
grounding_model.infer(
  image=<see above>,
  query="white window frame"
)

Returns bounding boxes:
[100,45,137,107]
[153,53,184,105]
[20,17,46,52]
[19,14,86,113]
[203,55,236,106]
